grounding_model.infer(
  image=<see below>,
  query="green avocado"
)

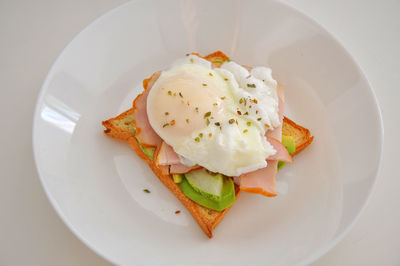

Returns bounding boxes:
[138,142,155,160]
[173,174,183,183]
[185,169,223,200]
[278,135,296,170]
[282,135,296,154]
[179,173,235,211]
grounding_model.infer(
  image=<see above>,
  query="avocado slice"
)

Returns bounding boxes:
[138,142,155,160]
[278,135,296,170]
[179,174,236,211]
[282,135,296,154]
[140,145,155,160]
[173,174,183,183]
[185,169,223,200]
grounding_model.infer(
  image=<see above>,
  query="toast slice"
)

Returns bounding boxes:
[102,111,312,238]
[102,51,314,238]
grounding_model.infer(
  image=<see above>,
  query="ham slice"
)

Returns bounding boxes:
[240,160,278,197]
[170,164,201,174]
[156,142,181,166]
[132,71,162,148]
[266,137,293,163]
[155,141,201,174]
[239,85,285,197]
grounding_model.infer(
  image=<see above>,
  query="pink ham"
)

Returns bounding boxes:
[170,164,201,174]
[155,142,181,166]
[239,85,285,197]
[267,137,293,163]
[155,141,201,174]
[240,160,278,197]
[132,72,163,148]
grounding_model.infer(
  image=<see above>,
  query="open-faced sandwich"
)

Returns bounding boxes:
[102,51,313,238]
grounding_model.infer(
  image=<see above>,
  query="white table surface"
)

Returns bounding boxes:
[1,0,399,265]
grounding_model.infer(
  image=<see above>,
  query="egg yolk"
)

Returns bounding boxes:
[147,72,225,146]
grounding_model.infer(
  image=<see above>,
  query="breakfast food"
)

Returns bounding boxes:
[102,51,313,237]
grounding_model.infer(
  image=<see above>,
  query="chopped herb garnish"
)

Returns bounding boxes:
[181,100,185,104]
[210,116,214,119]
[227,59,231,62]
[206,118,210,126]
[213,103,218,106]
[247,83,256,88]
[265,124,270,128]
[199,133,203,138]
[229,119,235,124]
[243,129,248,133]
[165,112,169,115]
[195,137,200,142]
[202,83,207,86]
[239,98,244,104]
[209,72,213,76]
[204,111,211,118]
[214,122,220,126]
[143,189,151,193]
[244,112,249,115]
[213,60,224,63]
[220,96,226,100]
[195,107,199,112]
[170,120,175,126]
[237,110,242,115]
[257,118,262,121]
[168,90,172,95]
[163,123,169,128]
[179,92,183,98]
[247,121,251,126]
[186,118,190,123]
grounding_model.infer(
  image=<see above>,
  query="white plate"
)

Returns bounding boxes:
[32,0,383,265]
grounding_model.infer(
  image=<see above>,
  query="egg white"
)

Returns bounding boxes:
[147,55,280,176]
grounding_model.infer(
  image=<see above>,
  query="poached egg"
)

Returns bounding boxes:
[146,55,280,176]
